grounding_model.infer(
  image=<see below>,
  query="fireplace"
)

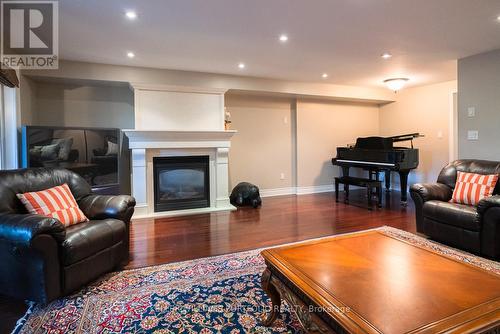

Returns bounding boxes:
[153,156,210,212]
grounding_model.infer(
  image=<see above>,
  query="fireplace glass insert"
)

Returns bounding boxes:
[153,156,210,212]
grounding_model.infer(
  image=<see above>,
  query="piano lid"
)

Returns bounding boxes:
[355,137,393,150]
[354,133,423,150]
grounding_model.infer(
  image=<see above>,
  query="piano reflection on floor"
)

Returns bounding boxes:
[332,133,422,205]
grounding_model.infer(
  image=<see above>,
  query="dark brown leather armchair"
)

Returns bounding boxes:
[0,168,135,303]
[410,160,500,260]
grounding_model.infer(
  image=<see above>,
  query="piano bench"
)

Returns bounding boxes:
[334,176,382,210]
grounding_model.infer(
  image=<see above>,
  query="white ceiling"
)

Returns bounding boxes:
[59,0,500,88]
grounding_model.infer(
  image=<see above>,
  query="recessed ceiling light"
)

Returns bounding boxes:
[322,73,328,78]
[238,63,246,69]
[279,34,288,42]
[127,52,135,58]
[381,52,393,59]
[125,11,137,20]
[497,15,500,21]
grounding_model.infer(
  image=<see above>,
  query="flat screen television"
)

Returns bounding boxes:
[21,125,125,194]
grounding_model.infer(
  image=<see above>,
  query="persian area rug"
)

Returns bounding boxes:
[13,226,500,334]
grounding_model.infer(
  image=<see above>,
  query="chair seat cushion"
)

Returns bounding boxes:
[61,218,126,265]
[423,200,480,231]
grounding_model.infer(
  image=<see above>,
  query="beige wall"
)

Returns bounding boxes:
[296,99,380,187]
[226,94,381,192]
[19,60,457,194]
[227,80,456,194]
[226,94,294,191]
[29,80,134,129]
[379,80,457,185]
[23,60,395,104]
[19,75,37,125]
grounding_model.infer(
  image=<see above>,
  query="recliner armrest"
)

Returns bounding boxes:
[410,183,453,202]
[78,195,136,223]
[477,195,500,215]
[0,213,65,247]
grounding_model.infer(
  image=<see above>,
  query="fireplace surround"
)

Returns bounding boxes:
[124,84,236,218]
[123,130,236,218]
[153,155,210,212]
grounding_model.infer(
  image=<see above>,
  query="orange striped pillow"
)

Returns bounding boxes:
[16,183,88,227]
[451,171,498,206]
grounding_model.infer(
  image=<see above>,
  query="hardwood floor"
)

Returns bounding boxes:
[0,190,416,333]
[127,190,415,269]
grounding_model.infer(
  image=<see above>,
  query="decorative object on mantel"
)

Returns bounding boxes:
[230,182,262,208]
[224,107,232,130]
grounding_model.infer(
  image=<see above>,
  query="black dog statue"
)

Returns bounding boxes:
[230,182,262,208]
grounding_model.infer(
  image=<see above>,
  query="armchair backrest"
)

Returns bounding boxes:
[437,159,500,195]
[0,168,92,214]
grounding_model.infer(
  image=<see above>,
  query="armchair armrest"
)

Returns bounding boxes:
[477,195,500,215]
[0,213,65,247]
[410,183,453,202]
[78,194,136,223]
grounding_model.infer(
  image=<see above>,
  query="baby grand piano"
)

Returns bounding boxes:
[332,133,421,204]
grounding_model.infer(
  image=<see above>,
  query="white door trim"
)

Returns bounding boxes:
[449,91,458,162]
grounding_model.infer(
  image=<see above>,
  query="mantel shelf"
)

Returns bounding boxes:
[123,130,237,149]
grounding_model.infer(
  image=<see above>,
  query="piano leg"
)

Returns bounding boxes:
[342,167,350,203]
[342,166,350,177]
[398,170,410,205]
[384,170,391,192]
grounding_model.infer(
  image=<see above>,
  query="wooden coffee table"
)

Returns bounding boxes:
[260,230,500,334]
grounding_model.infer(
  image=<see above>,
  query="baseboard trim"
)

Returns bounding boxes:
[260,187,296,197]
[260,185,334,197]
[296,184,334,195]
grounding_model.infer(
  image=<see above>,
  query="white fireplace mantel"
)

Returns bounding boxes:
[123,129,237,219]
[123,130,237,149]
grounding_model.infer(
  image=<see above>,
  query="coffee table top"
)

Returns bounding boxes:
[261,230,500,334]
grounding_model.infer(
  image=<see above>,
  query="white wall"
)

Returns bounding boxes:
[0,86,19,169]
[134,86,224,131]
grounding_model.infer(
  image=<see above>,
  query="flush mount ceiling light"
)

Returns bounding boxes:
[238,63,246,69]
[322,73,328,78]
[125,11,137,20]
[127,52,135,58]
[381,52,393,59]
[279,34,288,42]
[384,78,409,92]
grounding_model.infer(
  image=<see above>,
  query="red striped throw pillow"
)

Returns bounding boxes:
[451,171,498,206]
[16,183,88,227]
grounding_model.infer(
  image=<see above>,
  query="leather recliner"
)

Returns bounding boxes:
[410,160,500,260]
[0,168,135,303]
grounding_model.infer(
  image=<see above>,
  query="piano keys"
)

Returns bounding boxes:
[332,133,422,204]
